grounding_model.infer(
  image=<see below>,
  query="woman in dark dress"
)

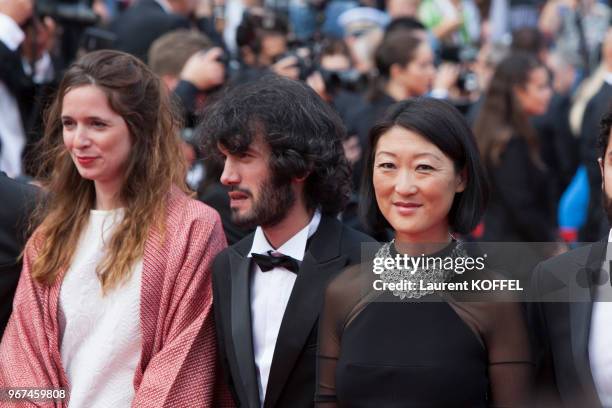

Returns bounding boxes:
[316,98,533,407]
[473,53,557,242]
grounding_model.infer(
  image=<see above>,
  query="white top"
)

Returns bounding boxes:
[59,209,143,408]
[249,210,322,406]
[589,230,612,406]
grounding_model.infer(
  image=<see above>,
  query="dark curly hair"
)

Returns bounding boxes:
[198,74,351,215]
[598,105,612,158]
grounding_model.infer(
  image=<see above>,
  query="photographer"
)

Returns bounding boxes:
[233,7,301,82]
[149,29,225,128]
[149,29,226,192]
[0,0,55,178]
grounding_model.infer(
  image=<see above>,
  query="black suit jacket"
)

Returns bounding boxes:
[483,136,557,242]
[529,242,608,407]
[212,215,374,408]
[580,82,612,241]
[0,41,55,174]
[0,173,38,338]
[108,0,191,62]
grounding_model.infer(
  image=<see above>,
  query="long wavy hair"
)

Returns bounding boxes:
[473,52,545,168]
[31,50,188,293]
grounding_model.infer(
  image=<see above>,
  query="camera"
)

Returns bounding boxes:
[36,0,99,25]
[318,67,365,94]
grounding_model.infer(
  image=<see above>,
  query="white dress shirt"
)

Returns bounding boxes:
[249,210,322,406]
[0,13,26,178]
[589,231,612,406]
[59,209,142,408]
[0,13,53,177]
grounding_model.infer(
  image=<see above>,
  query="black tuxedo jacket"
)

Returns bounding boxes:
[530,241,609,407]
[0,173,38,338]
[212,215,374,408]
[108,0,191,62]
[580,82,612,241]
[0,40,55,174]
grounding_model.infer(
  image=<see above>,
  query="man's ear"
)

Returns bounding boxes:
[293,171,310,183]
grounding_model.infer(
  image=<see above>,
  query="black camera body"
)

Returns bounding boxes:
[36,0,99,25]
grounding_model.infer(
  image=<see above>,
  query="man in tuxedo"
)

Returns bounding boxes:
[0,0,55,177]
[579,27,612,241]
[200,75,374,408]
[0,172,37,338]
[530,108,612,407]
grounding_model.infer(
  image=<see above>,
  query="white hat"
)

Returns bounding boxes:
[338,7,390,37]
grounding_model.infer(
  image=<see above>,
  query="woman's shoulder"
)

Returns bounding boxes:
[167,186,222,225]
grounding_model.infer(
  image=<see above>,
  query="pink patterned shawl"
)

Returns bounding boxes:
[0,187,233,407]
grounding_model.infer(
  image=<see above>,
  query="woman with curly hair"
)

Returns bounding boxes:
[0,50,229,407]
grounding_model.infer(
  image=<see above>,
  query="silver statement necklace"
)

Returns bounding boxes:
[374,239,467,300]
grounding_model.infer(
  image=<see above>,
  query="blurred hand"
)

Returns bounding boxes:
[434,63,460,91]
[552,63,575,95]
[271,55,299,80]
[434,15,462,39]
[306,71,330,101]
[22,16,56,62]
[342,136,361,165]
[0,0,33,26]
[180,47,225,90]
[93,0,111,23]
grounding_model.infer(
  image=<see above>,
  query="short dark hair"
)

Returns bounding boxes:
[236,9,288,55]
[385,17,426,37]
[199,74,352,215]
[375,31,423,79]
[598,105,612,158]
[359,98,489,235]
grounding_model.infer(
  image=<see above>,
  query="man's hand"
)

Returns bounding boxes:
[23,16,56,63]
[180,47,226,91]
[0,0,33,26]
[271,55,299,80]
[306,71,330,101]
[433,62,460,92]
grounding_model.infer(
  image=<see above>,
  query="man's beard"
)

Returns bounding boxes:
[230,176,296,229]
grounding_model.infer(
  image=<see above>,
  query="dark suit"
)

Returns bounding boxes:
[580,82,612,242]
[529,242,608,407]
[108,0,191,62]
[213,215,374,407]
[483,136,557,242]
[0,41,55,175]
[0,173,37,338]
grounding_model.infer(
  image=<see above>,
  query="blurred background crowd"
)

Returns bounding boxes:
[0,0,610,244]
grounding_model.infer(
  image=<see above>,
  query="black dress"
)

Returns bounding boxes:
[315,242,533,407]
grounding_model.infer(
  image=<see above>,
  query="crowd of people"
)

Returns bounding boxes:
[0,0,611,405]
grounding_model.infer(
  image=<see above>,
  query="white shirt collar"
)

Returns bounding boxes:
[605,72,612,86]
[608,228,612,242]
[0,13,25,51]
[154,0,173,13]
[249,209,322,261]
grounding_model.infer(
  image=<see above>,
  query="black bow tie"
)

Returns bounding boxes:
[251,250,301,274]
